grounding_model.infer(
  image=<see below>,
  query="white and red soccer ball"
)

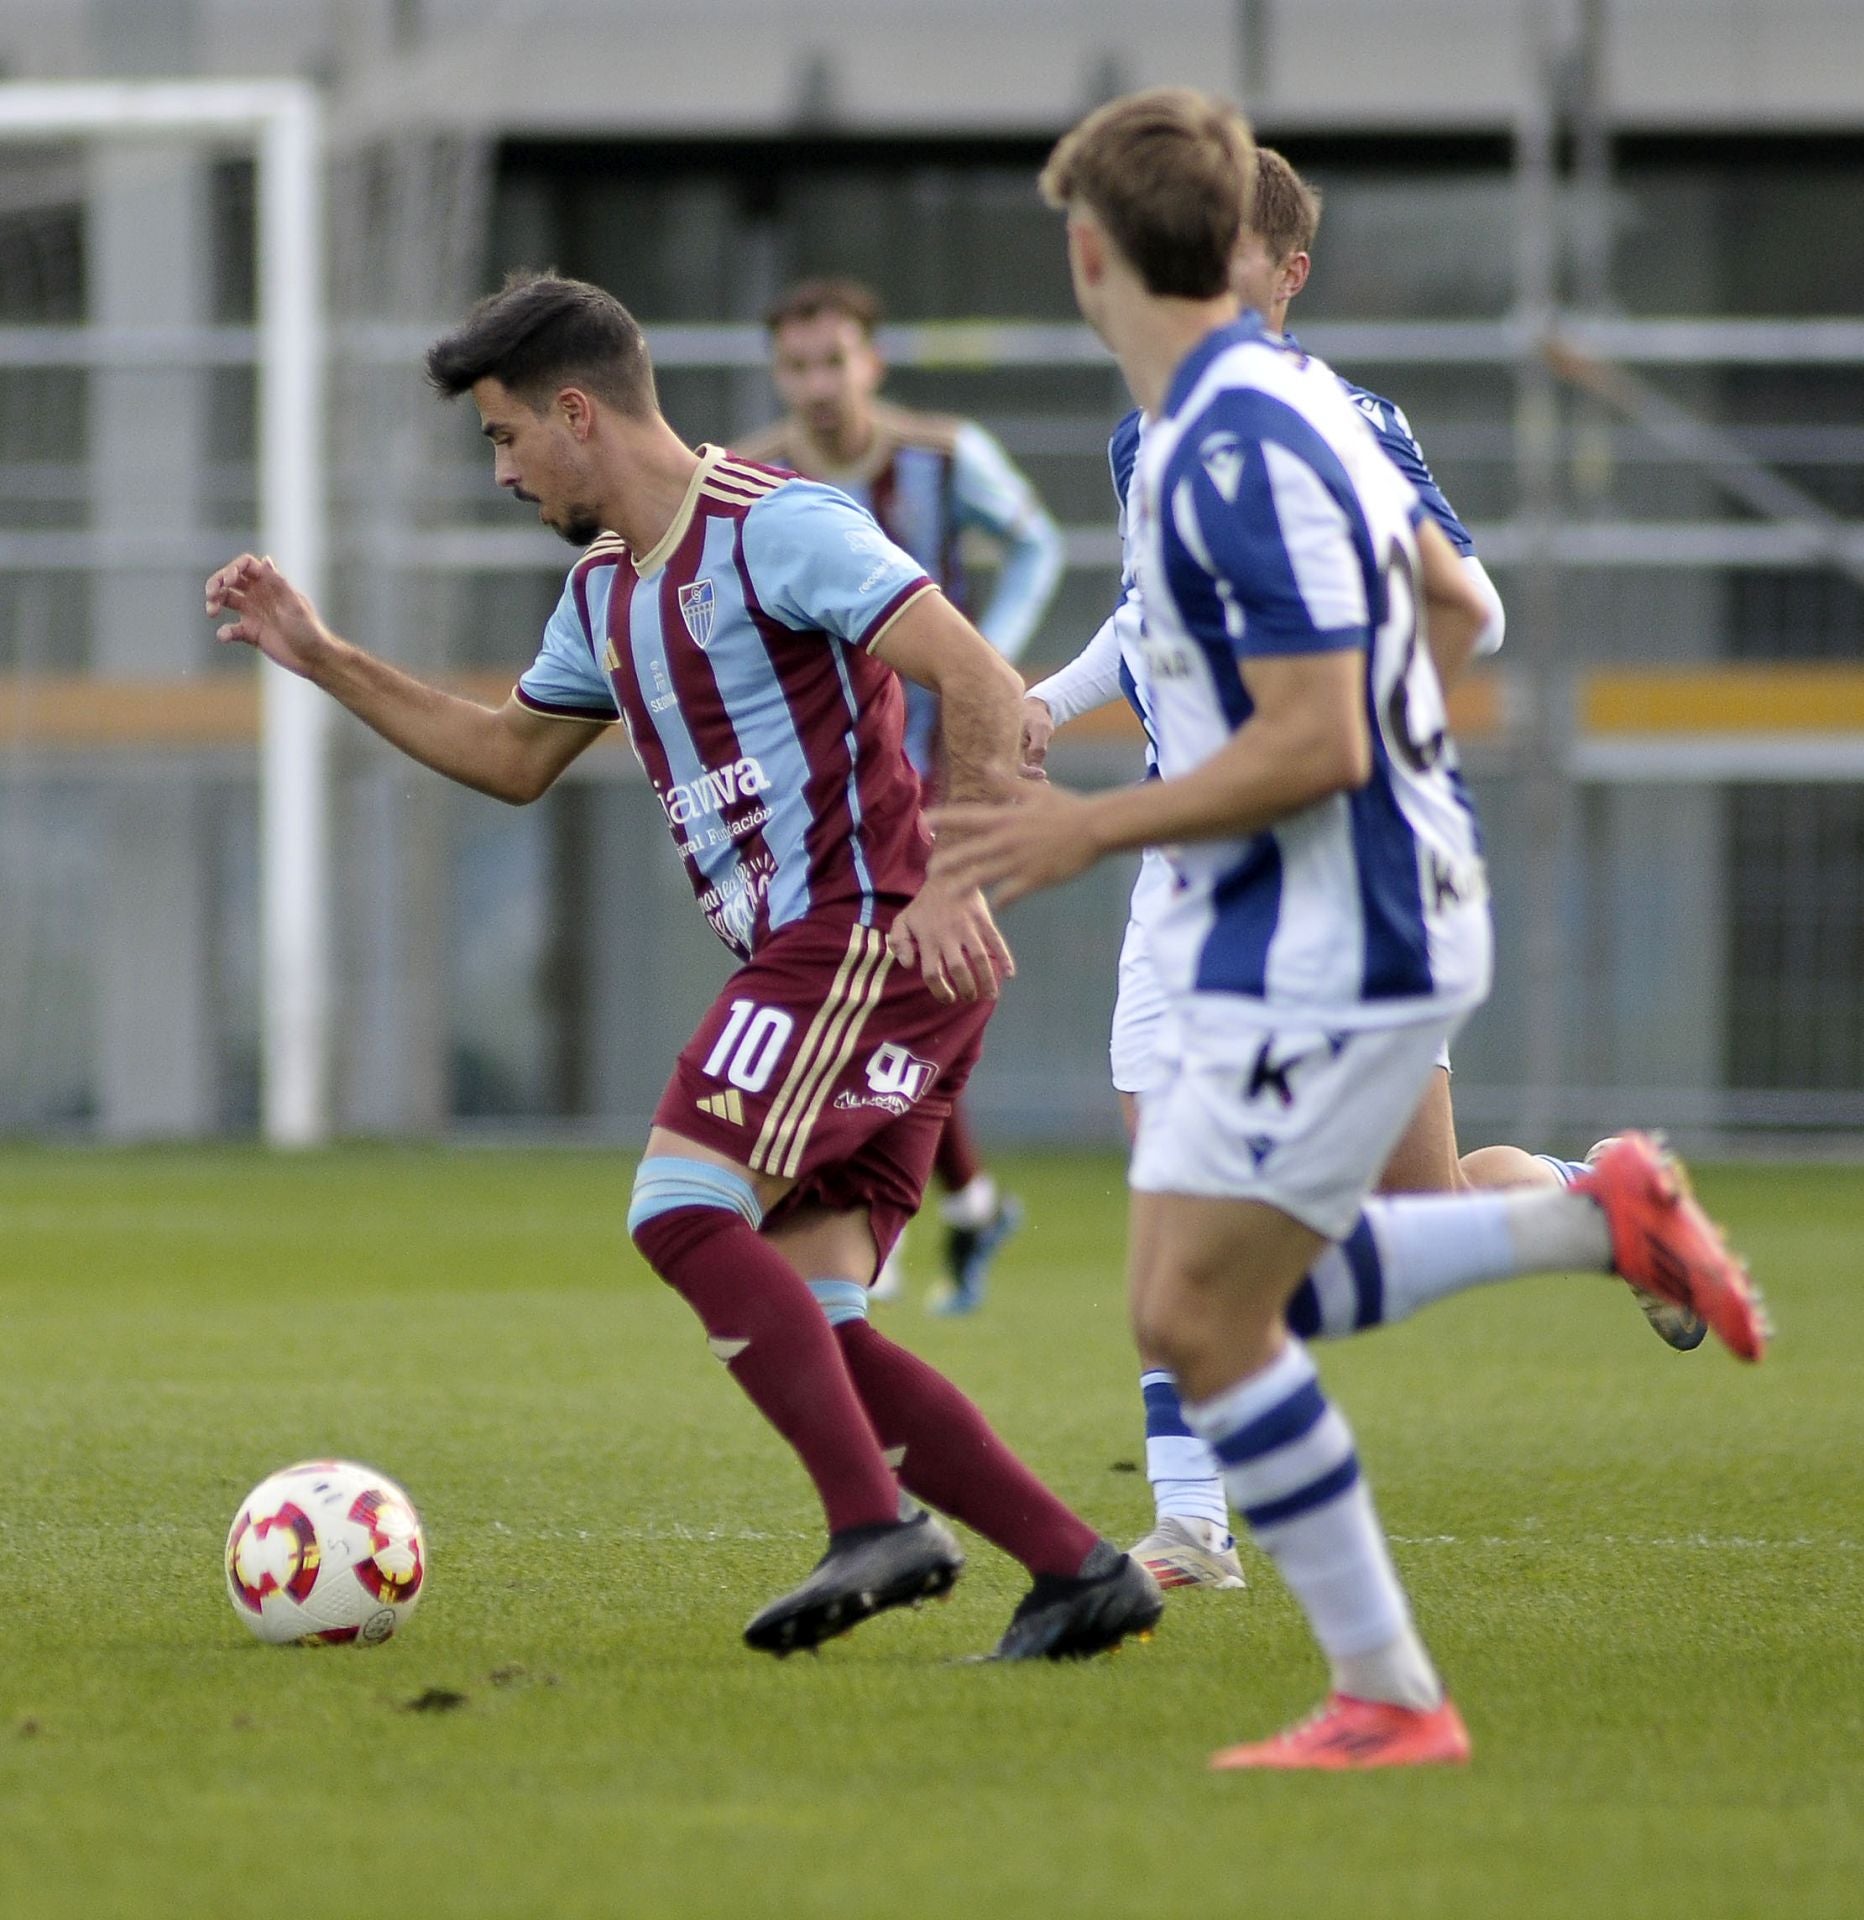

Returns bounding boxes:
[226,1460,426,1646]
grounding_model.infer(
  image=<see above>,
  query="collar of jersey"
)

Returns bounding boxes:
[631,443,727,577]
[1161,310,1274,419]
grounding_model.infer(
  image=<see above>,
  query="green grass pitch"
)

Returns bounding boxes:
[1,1145,1858,1918]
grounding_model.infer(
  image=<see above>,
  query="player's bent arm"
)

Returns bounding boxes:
[870,588,1023,802]
[1025,599,1128,728]
[1463,554,1505,660]
[1079,650,1369,855]
[309,644,601,804]
[1416,519,1488,690]
[208,550,602,803]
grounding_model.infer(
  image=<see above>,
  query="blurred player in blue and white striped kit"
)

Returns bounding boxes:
[739,279,1064,1313]
[1022,146,1704,1598]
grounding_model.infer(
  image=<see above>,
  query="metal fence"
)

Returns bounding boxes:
[3,108,1863,1154]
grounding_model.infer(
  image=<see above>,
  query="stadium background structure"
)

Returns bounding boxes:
[2,0,1864,1154]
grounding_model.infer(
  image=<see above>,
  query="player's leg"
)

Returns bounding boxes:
[765,1196,1100,1585]
[1107,919,1251,1587]
[1136,1192,1470,1769]
[754,922,1160,1658]
[1132,1015,1487,1769]
[1122,1088,1248,1591]
[1383,1064,1706,1349]
[627,927,979,1651]
[925,1097,1023,1316]
[628,1125,963,1653]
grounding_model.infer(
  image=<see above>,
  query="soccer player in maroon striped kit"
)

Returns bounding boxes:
[205,270,1161,1660]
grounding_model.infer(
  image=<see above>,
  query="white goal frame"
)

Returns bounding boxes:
[0,81,331,1147]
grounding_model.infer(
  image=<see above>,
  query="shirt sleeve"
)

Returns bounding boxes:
[1170,393,1371,658]
[740,481,935,649]
[1464,554,1506,657]
[515,571,618,721]
[1346,386,1476,555]
[950,421,1064,663]
[1026,600,1127,726]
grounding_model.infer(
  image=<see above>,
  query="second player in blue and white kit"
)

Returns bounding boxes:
[1121,324,1490,1231]
[1025,146,1699,1596]
[936,89,1765,1770]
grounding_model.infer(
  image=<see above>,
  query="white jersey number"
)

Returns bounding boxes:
[702,999,796,1094]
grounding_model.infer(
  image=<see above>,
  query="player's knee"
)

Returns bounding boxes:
[1131,1276,1204,1380]
[627,1155,762,1268]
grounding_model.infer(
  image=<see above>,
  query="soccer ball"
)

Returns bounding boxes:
[225,1460,427,1646]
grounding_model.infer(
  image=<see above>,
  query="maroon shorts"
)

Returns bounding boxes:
[652,916,994,1266]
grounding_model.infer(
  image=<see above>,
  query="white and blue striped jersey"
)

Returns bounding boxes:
[1127,316,1491,1026]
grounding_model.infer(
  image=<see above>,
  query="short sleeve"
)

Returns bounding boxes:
[1169,390,1372,658]
[1345,385,1475,555]
[515,572,617,721]
[740,481,935,649]
[950,421,1050,544]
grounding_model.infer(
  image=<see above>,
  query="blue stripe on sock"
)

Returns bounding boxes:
[626,1155,762,1236]
[808,1278,870,1326]
[1341,1217,1384,1329]
[1534,1153,1588,1188]
[1210,1378,1328,1468]
[1242,1453,1362,1530]
[1141,1372,1196,1440]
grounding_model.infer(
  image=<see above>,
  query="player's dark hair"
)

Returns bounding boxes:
[425,270,657,417]
[1039,87,1256,300]
[763,277,885,338]
[1252,148,1323,264]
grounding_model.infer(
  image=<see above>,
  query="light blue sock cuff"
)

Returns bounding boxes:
[807,1278,870,1327]
[626,1156,762,1236]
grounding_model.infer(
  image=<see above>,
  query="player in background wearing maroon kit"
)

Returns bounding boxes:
[206,272,1161,1660]
[737,280,1064,1314]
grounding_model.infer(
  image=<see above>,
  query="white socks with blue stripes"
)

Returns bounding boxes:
[1184,1340,1442,1710]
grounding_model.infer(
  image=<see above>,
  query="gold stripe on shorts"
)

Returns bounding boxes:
[775,943,895,1179]
[749,925,877,1175]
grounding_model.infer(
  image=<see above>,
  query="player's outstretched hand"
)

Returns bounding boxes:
[929,779,1099,909]
[1018,695,1054,782]
[888,876,1016,1005]
[205,553,335,681]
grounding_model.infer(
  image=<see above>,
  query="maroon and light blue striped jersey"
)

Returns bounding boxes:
[735,401,1062,772]
[516,446,938,959]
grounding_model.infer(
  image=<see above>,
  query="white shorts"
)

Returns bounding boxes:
[1111,916,1171,1095]
[1129,997,1468,1240]
[1110,851,1175,1095]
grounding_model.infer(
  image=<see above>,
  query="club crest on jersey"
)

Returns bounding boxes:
[677,578,717,648]
[1199,432,1246,503]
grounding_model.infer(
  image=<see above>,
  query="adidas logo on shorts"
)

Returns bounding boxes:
[697,1089,745,1125]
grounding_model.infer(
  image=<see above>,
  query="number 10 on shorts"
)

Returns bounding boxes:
[702,998,796,1095]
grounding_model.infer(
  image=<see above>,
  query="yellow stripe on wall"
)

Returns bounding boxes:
[1584,666,1864,735]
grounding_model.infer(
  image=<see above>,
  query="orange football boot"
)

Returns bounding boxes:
[1210,1693,1472,1771]
[1573,1132,1769,1362]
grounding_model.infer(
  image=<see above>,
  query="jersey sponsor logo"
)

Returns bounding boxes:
[865,1042,939,1103]
[697,849,776,955]
[1245,1037,1315,1108]
[677,578,717,648]
[1198,431,1247,503]
[844,524,918,595]
[661,754,772,827]
[695,1088,745,1125]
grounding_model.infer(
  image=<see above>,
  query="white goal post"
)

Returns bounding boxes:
[0,81,330,1147]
